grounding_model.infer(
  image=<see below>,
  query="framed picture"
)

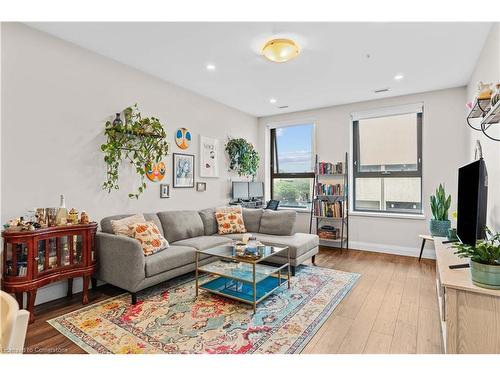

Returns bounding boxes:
[160,184,170,198]
[200,135,219,178]
[173,153,195,188]
[196,182,207,192]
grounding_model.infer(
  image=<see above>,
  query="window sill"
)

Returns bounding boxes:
[349,210,426,220]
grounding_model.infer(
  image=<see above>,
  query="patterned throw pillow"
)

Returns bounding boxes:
[129,221,169,256]
[215,211,247,235]
[111,214,146,237]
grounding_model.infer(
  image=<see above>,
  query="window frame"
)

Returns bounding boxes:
[352,112,423,215]
[270,125,315,209]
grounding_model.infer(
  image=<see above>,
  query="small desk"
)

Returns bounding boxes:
[434,238,500,353]
[418,234,434,262]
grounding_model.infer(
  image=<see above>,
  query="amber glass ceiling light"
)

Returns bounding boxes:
[262,38,300,63]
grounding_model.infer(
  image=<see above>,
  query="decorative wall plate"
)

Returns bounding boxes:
[146,161,166,182]
[175,128,191,149]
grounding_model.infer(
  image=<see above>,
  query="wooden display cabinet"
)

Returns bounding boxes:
[1,223,98,323]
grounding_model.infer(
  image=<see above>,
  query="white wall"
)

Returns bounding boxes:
[258,87,469,259]
[1,23,258,304]
[466,23,500,232]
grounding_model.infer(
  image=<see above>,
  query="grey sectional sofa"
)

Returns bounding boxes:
[96,208,319,304]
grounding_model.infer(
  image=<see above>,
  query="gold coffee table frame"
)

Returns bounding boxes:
[195,245,291,313]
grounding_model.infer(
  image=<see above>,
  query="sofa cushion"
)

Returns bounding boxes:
[258,210,297,236]
[172,236,232,251]
[157,210,205,243]
[242,208,263,233]
[129,221,169,256]
[253,233,318,259]
[101,213,164,236]
[145,245,195,277]
[198,207,217,235]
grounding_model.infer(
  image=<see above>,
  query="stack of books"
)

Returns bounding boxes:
[314,200,344,218]
[316,182,343,196]
[318,225,340,240]
[318,161,344,175]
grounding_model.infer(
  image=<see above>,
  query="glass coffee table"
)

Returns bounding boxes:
[195,245,290,313]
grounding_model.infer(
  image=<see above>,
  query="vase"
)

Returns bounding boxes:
[429,219,451,237]
[470,260,500,289]
[113,113,122,127]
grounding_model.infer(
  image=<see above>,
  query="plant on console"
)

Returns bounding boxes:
[100,104,169,199]
[225,138,260,177]
[453,228,500,289]
[429,183,451,237]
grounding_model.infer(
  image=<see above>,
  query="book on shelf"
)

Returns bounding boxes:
[316,182,343,196]
[313,200,344,218]
[318,161,344,175]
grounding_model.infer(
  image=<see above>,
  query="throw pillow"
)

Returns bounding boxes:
[215,211,247,235]
[110,213,146,237]
[215,205,242,215]
[129,221,169,256]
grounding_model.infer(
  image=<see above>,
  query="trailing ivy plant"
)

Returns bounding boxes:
[100,104,169,199]
[225,138,260,177]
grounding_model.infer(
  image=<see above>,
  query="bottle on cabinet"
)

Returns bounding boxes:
[55,194,68,226]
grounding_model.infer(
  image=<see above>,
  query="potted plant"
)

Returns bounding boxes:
[429,183,451,237]
[453,228,500,289]
[100,104,170,199]
[225,138,260,178]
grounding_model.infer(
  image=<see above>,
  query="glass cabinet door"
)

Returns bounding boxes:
[73,235,83,265]
[4,242,29,277]
[37,239,47,273]
[61,236,70,266]
[48,238,58,269]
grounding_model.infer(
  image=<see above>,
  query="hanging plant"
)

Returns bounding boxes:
[225,138,260,177]
[100,104,170,199]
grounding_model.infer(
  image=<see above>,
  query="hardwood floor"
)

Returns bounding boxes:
[24,247,443,354]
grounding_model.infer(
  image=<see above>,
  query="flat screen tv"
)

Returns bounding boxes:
[456,158,488,246]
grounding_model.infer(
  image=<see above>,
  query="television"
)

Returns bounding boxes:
[232,182,249,200]
[457,158,488,246]
[249,182,264,198]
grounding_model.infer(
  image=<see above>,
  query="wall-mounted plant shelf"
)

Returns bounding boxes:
[467,98,500,141]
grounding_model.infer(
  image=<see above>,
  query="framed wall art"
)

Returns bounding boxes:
[173,153,195,188]
[200,135,219,178]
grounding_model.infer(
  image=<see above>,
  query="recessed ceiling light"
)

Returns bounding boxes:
[206,64,216,71]
[394,73,404,80]
[262,38,300,63]
[269,98,277,104]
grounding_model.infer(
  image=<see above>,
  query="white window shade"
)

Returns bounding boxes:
[358,113,418,167]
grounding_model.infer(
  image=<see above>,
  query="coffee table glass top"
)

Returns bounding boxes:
[197,245,288,263]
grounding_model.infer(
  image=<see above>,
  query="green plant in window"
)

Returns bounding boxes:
[100,104,170,199]
[225,138,260,177]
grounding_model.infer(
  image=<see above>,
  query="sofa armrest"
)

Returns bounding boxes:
[95,232,145,292]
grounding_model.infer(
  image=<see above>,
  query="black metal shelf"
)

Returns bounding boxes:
[309,152,349,250]
[467,97,500,141]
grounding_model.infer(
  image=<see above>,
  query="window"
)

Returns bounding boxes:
[270,124,315,209]
[353,111,422,215]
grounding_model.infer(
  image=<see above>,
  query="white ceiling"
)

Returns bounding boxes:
[28,22,492,117]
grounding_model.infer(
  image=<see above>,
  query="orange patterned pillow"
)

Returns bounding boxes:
[215,211,247,234]
[129,221,169,256]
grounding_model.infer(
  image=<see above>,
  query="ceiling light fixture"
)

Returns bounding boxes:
[262,38,300,63]
[394,73,404,80]
[269,98,277,104]
[206,64,216,71]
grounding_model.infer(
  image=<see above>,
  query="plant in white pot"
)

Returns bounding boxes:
[453,228,500,289]
[429,184,451,237]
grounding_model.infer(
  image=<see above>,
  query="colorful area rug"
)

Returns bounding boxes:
[48,265,359,354]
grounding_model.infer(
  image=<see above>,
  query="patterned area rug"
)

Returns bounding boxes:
[48,265,359,354]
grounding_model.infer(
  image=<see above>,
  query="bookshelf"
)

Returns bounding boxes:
[309,152,349,250]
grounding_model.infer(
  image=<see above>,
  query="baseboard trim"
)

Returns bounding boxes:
[347,241,436,260]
